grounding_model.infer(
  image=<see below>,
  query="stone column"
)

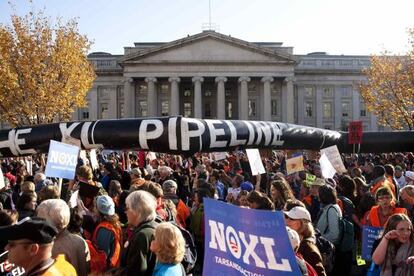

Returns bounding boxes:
[88,86,99,120]
[109,86,118,118]
[261,76,273,121]
[169,77,180,116]
[334,86,342,130]
[316,86,323,128]
[297,86,305,125]
[123,78,135,118]
[145,77,157,117]
[352,85,360,120]
[238,76,250,120]
[215,76,227,119]
[284,77,295,123]
[192,77,204,118]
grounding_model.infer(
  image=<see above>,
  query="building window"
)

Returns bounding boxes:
[138,101,147,117]
[248,100,256,117]
[342,102,350,117]
[204,90,213,97]
[100,103,109,119]
[138,84,147,94]
[323,102,332,118]
[184,89,191,97]
[323,87,333,97]
[271,100,278,116]
[341,86,351,97]
[227,102,233,119]
[204,103,211,118]
[161,101,169,116]
[160,84,169,94]
[271,83,280,95]
[305,102,313,117]
[305,87,314,97]
[184,102,192,117]
[360,102,367,117]
[81,108,89,120]
[248,83,256,93]
[118,103,124,118]
[225,89,231,97]
[324,125,332,130]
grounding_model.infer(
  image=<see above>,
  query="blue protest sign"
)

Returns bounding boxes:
[45,140,79,179]
[362,226,383,261]
[203,198,300,275]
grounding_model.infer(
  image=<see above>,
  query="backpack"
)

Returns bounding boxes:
[170,221,197,274]
[314,230,335,274]
[86,239,107,273]
[324,205,355,253]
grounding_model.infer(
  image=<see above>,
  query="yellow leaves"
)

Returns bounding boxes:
[0,9,95,127]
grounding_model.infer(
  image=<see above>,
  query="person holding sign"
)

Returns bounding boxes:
[372,213,414,275]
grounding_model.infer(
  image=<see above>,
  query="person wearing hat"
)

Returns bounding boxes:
[405,171,414,186]
[92,195,122,270]
[1,217,76,276]
[285,207,326,276]
[302,178,324,222]
[162,180,190,228]
[285,226,312,276]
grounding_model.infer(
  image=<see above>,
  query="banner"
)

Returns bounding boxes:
[319,153,337,179]
[203,199,300,276]
[0,251,25,276]
[0,117,412,157]
[348,121,363,144]
[45,140,80,179]
[245,148,266,175]
[361,226,383,261]
[286,155,304,175]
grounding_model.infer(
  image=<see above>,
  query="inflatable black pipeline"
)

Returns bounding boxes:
[0,117,412,157]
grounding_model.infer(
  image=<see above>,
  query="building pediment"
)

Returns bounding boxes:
[120,31,297,65]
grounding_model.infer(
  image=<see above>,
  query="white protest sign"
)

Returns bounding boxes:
[69,190,79,208]
[212,152,227,161]
[79,150,88,165]
[245,149,266,175]
[146,152,157,161]
[89,149,99,170]
[320,145,347,174]
[0,168,4,190]
[286,155,305,175]
[319,153,337,179]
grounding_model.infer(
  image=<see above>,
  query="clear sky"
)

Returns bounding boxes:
[1,0,414,56]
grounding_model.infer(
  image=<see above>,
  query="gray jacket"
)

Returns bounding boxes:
[316,204,342,244]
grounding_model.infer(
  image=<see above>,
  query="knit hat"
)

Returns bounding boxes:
[96,195,115,216]
[286,227,300,251]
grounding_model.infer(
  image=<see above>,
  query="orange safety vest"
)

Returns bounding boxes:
[370,178,396,198]
[92,221,122,268]
[303,195,312,207]
[176,199,190,228]
[368,205,407,227]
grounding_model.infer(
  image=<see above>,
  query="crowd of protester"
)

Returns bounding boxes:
[0,150,414,275]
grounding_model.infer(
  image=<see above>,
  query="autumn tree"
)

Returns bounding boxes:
[0,9,95,127]
[359,29,414,130]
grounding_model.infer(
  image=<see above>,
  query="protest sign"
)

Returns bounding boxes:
[89,149,99,170]
[361,226,383,261]
[0,168,4,190]
[286,155,304,175]
[203,198,300,276]
[79,150,88,165]
[320,145,347,174]
[0,251,25,276]
[245,149,266,175]
[45,140,79,179]
[349,121,363,145]
[303,173,317,188]
[212,152,227,161]
[319,153,337,179]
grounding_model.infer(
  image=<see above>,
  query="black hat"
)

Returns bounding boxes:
[0,217,58,244]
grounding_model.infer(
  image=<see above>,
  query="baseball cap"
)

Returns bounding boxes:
[395,165,403,171]
[240,181,254,192]
[406,171,414,181]
[311,178,325,186]
[162,180,178,192]
[0,217,58,244]
[284,206,312,222]
[96,195,115,216]
[286,227,300,251]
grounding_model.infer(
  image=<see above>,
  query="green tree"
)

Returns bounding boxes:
[0,9,95,127]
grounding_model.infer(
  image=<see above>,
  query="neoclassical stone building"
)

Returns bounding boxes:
[76,31,378,131]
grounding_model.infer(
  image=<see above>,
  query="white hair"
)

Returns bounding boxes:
[126,190,157,224]
[36,199,70,231]
[34,172,46,182]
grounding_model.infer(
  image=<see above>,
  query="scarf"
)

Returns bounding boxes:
[381,241,414,276]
